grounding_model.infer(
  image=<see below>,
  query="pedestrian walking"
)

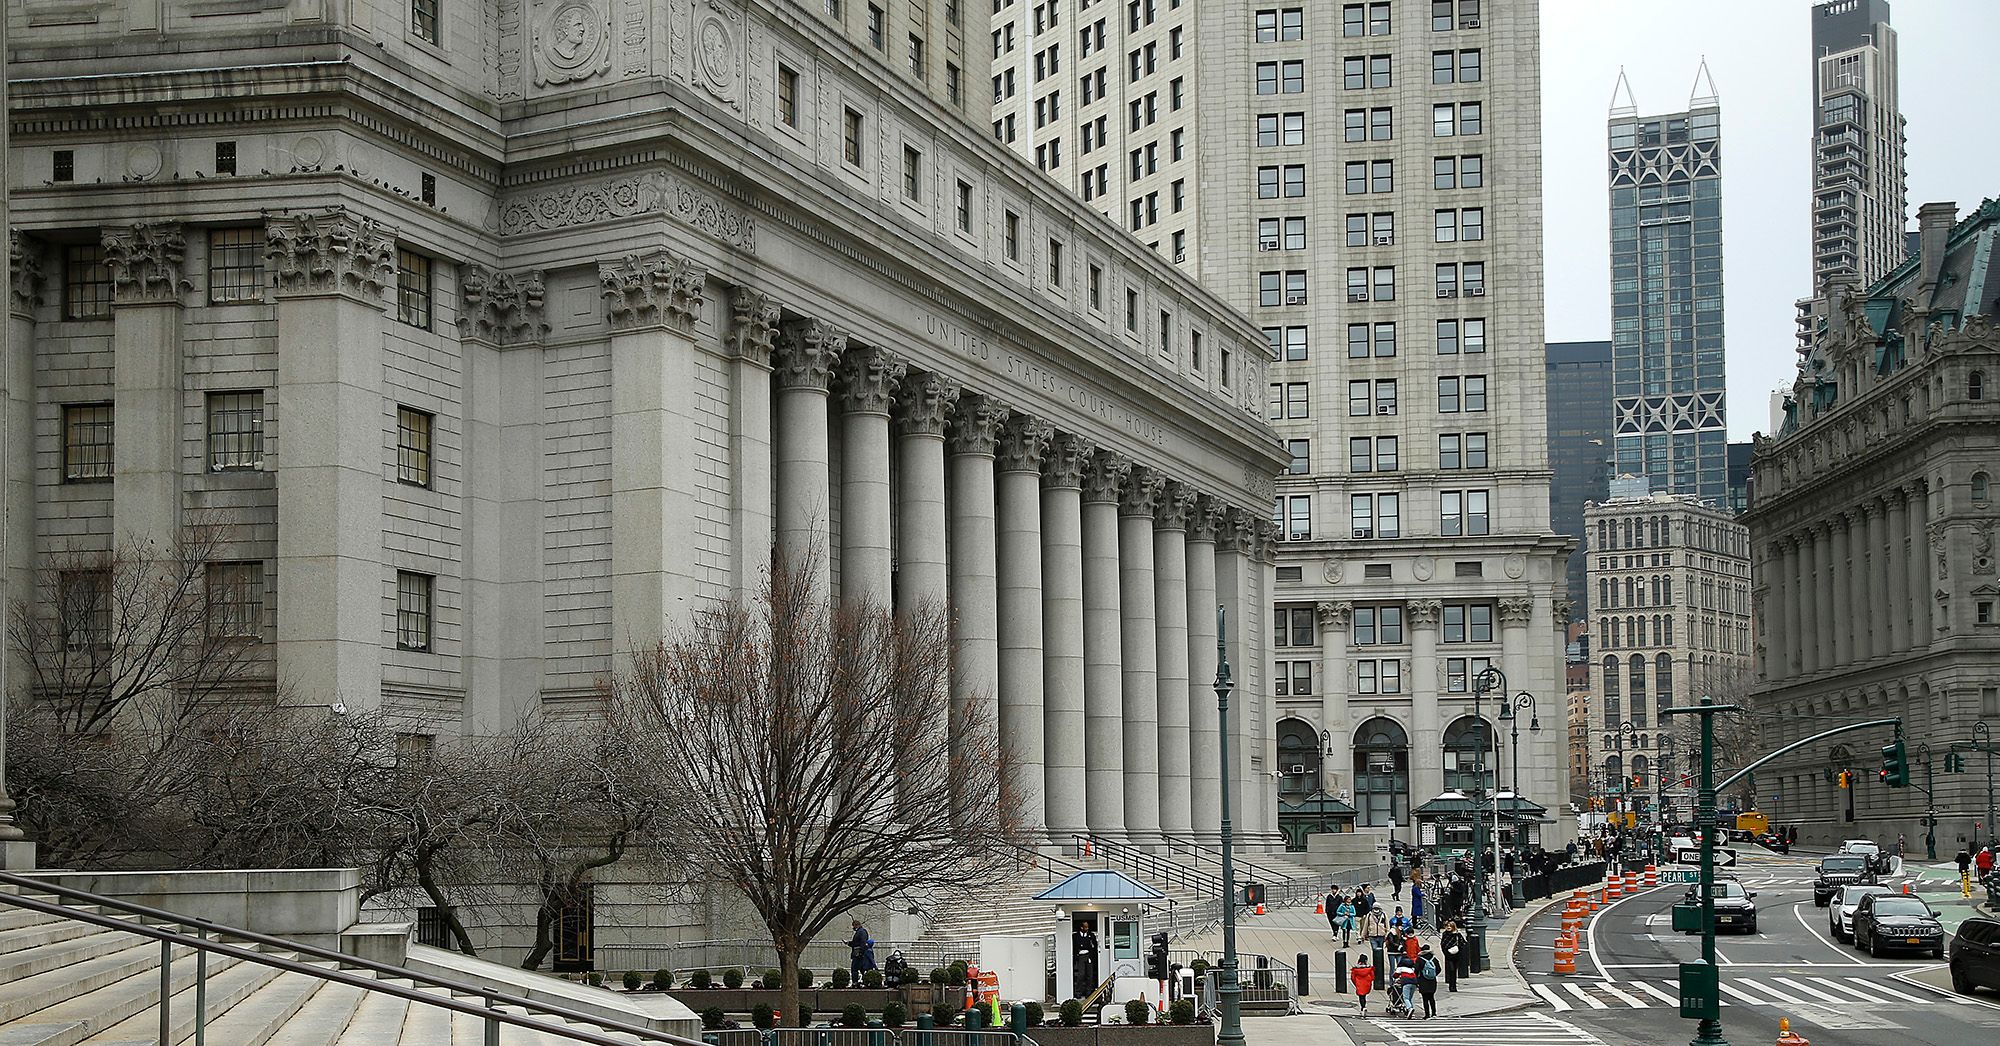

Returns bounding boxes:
[1334,895,1357,947]
[1959,846,1975,897]
[1350,954,1376,1014]
[1390,861,1405,900]
[1440,921,1465,991]
[1358,884,1378,922]
[1416,945,1441,1018]
[1363,907,1389,972]
[1325,887,1341,939]
[1977,844,1995,883]
[1411,881,1425,922]
[847,919,876,981]
[1392,952,1420,1017]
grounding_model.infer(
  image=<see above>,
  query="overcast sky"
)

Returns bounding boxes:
[1539,0,2000,439]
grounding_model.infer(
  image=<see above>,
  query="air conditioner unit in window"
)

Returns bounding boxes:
[1469,286,1486,296]
[1438,288,1458,298]
[1353,528,1373,539]
[1375,235,1394,245]
[1460,16,1481,28]
[1174,250,1187,262]
[1290,764,1307,776]
[1258,240,1279,251]
[1348,290,1369,301]
[1286,294,1308,305]
[1377,406,1395,415]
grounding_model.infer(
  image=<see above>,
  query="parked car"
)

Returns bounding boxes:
[1814,855,1877,907]
[1828,884,1891,942]
[1949,916,2000,995]
[1682,879,1758,934]
[1839,839,1892,874]
[1851,893,1945,959]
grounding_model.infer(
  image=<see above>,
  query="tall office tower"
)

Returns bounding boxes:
[1546,341,1614,622]
[1810,0,1906,289]
[993,0,1574,849]
[1606,70,1727,506]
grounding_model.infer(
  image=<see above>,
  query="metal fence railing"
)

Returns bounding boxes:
[704,1031,1039,1046]
[597,939,982,981]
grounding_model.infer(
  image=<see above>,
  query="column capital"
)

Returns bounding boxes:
[947,394,1012,457]
[1216,505,1256,552]
[101,222,191,305]
[837,345,906,415]
[997,414,1055,474]
[1119,466,1164,517]
[1154,480,1198,530]
[1408,599,1444,628]
[9,232,44,316]
[774,318,847,390]
[1187,495,1225,543]
[456,264,547,345]
[1829,512,1852,532]
[1253,518,1281,563]
[1316,600,1354,629]
[894,371,962,436]
[1883,485,1908,507]
[1861,500,1884,521]
[600,250,707,333]
[266,209,397,302]
[1081,449,1131,504]
[1499,596,1536,625]
[729,287,784,365]
[1041,432,1093,489]
[1904,477,1929,499]
[1552,597,1576,622]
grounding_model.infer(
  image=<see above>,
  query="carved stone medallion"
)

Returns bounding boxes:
[693,4,741,107]
[532,0,613,86]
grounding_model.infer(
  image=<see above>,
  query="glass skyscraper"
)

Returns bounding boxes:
[1546,340,1614,621]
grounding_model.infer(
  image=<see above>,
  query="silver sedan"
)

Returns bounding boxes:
[1830,884,1892,941]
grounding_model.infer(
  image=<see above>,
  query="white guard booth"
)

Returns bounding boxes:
[1030,869,1168,1009]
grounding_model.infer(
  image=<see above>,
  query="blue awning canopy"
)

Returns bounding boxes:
[1031,869,1167,902]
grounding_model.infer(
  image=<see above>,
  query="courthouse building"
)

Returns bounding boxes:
[1,0,1292,954]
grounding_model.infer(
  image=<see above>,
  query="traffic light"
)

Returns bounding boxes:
[1836,770,1850,789]
[1146,932,1170,980]
[1945,753,1966,774]
[1632,773,1643,790]
[1881,738,1910,788]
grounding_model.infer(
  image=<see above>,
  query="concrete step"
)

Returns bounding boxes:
[0,922,126,972]
[0,935,200,1026]
[168,970,333,1046]
[0,948,237,1046]
[261,981,368,1046]
[329,992,409,1045]
[75,949,288,1045]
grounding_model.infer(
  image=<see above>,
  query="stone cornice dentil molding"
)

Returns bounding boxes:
[8,232,44,315]
[1499,597,1536,624]
[266,210,397,302]
[1119,466,1165,517]
[894,371,963,437]
[1316,601,1354,629]
[1155,481,1198,530]
[456,264,548,345]
[996,415,1055,474]
[947,394,1012,458]
[729,288,783,365]
[1187,495,1225,543]
[101,222,191,305]
[1041,432,1094,489]
[599,250,706,333]
[837,346,905,415]
[774,318,847,390]
[1082,450,1132,504]
[1407,599,1444,627]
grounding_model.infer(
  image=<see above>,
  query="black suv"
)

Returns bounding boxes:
[1682,879,1759,934]
[1852,893,1945,959]
[1951,916,2000,995]
[1813,854,1875,907]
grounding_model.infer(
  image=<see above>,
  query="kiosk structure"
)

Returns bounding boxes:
[1033,870,1169,1005]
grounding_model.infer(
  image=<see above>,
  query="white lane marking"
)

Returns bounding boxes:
[1583,883,1664,982]
[1841,976,1937,1005]
[1734,978,1810,1006]
[1715,981,1764,1006]
[1533,983,1572,1011]
[1772,976,1854,1005]
[1630,979,1683,1006]
[1808,978,1892,1004]
[1889,969,2000,1011]
[1792,902,1870,965]
[1596,982,1647,1008]
[1562,982,1609,1009]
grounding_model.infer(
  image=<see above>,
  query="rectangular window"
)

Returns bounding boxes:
[1285,438,1310,475]
[1273,660,1313,697]
[1372,266,1395,301]
[1437,319,1460,354]
[868,4,885,48]
[1349,436,1373,472]
[215,141,237,175]
[1256,62,1278,95]
[1126,288,1140,330]
[1439,433,1461,469]
[62,402,114,482]
[1269,381,1307,419]
[1371,107,1393,140]
[1464,375,1487,411]
[1439,376,1461,412]
[1348,380,1371,417]
[1434,103,1456,137]
[396,249,432,330]
[1373,378,1397,415]
[1281,61,1304,93]
[1283,165,1305,197]
[1357,659,1402,695]
[1354,605,1404,645]
[62,245,113,320]
[396,406,434,488]
[1459,49,1481,82]
[778,64,801,126]
[1445,656,1493,693]
[1369,54,1391,87]
[1460,101,1482,135]
[411,0,439,44]
[57,569,110,650]
[1350,493,1399,539]
[1048,240,1065,287]
[206,391,265,472]
[1005,211,1022,260]
[53,150,75,183]
[1370,159,1393,192]
[1345,109,1366,143]
[1435,209,1458,242]
[206,561,264,638]
[1464,318,1486,353]
[1462,207,1484,241]
[396,571,434,651]
[1273,606,1316,647]
[1347,323,1370,360]
[902,145,923,200]
[207,228,264,303]
[1279,494,1311,540]
[1342,3,1363,36]
[1441,490,1490,537]
[1433,51,1455,84]
[1343,55,1365,90]
[1344,161,1366,195]
[908,33,926,77]
[843,108,865,165]
[1089,265,1104,310]
[955,180,974,232]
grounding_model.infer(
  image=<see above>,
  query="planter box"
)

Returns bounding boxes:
[814,989,901,1010]
[899,984,940,1006]
[1033,1025,1211,1046]
[667,988,754,1012]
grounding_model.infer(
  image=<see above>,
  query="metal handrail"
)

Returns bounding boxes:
[1071,835,1223,898]
[0,870,701,1046]
[1155,832,1303,889]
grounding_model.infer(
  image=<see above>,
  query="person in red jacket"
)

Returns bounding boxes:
[1350,954,1376,1014]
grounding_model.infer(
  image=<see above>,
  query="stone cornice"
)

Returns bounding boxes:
[101,222,190,305]
[997,415,1055,475]
[456,264,547,345]
[266,209,396,303]
[947,395,1012,458]
[599,250,706,334]
[836,347,905,416]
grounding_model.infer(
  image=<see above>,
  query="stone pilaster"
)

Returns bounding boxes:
[103,223,190,557]
[1885,490,1911,651]
[1909,481,1933,643]
[836,347,904,608]
[728,288,782,598]
[0,233,40,850]
[1184,496,1224,843]
[1829,514,1851,667]
[1215,506,1255,831]
[1863,501,1888,661]
[996,414,1053,837]
[772,318,845,596]
[1080,449,1130,840]
[1152,481,1196,842]
[1040,432,1093,841]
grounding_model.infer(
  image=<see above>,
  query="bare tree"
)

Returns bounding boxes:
[608,553,1021,1026]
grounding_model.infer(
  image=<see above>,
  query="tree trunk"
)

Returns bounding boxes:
[415,852,479,956]
[520,876,562,971]
[779,942,803,1028]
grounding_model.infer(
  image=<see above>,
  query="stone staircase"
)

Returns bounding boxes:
[0,875,696,1046]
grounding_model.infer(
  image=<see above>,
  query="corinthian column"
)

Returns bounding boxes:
[1081,449,1131,840]
[1118,467,1165,844]
[948,395,1010,808]
[895,372,959,617]
[1040,434,1093,842]
[1781,537,1803,676]
[997,416,1054,838]
[836,347,903,608]
[773,319,846,597]
[727,289,782,599]
[1,234,42,852]
[1828,515,1850,667]
[1185,497,1223,843]
[1408,599,1445,823]
[1317,600,1353,800]
[1886,491,1911,651]
[1844,510,1867,663]
[1909,482,1933,644]
[1153,483,1196,842]
[1215,508,1255,829]
[1864,501,1889,661]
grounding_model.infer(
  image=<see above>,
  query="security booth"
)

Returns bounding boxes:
[1033,870,1167,1005]
[1413,791,1550,859]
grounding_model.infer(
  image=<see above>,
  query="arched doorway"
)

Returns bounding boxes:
[1277,717,1322,796]
[1442,716,1495,794]
[1352,717,1410,829]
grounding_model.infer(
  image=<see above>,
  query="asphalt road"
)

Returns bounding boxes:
[1492,851,2000,1046]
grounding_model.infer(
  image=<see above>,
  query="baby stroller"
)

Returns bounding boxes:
[1383,974,1416,1019]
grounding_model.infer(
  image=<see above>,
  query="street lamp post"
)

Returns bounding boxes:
[1662,695,1739,1046]
[1498,692,1540,862]
[1213,607,1244,1046]
[1614,720,1639,823]
[1469,666,1509,975]
[1976,722,1996,850]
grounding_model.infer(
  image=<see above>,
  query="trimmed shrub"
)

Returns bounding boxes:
[1058,999,1084,1027]
[947,960,970,985]
[797,1005,814,1026]
[652,968,674,990]
[1189,959,1210,979]
[1124,999,1150,1026]
[798,967,815,989]
[861,970,884,988]
[762,968,783,990]
[882,1002,908,1028]
[751,1004,776,1031]
[832,967,851,988]
[622,971,643,991]
[931,1003,958,1027]
[586,972,604,988]
[841,1004,867,1028]
[1169,999,1196,1025]
[1023,1001,1045,1027]
[929,967,948,986]
[722,968,745,989]
[701,1007,726,1031]
[689,969,712,990]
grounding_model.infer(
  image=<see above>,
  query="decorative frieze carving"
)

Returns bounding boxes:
[532,0,614,86]
[266,211,397,301]
[1042,432,1094,490]
[837,346,905,415]
[728,287,783,365]
[497,171,756,250]
[1154,481,1197,530]
[894,371,962,437]
[599,250,706,332]
[9,232,44,314]
[456,264,548,344]
[1499,597,1536,624]
[773,318,846,390]
[100,223,190,304]
[1081,450,1131,504]
[996,415,1055,474]
[1119,466,1164,517]
[692,3,743,108]
[947,394,1012,458]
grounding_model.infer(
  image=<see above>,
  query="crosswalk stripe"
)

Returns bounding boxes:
[1596,982,1646,1008]
[1844,976,1964,1006]
[1562,982,1609,1009]
[1629,979,1682,1007]
[1715,981,1764,1006]
[1772,976,1852,1004]
[1808,978,1886,1003]
[1533,983,1571,1011]
[1374,1013,1609,1044]
[1734,978,1810,1006]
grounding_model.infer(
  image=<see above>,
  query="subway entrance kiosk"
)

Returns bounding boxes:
[1035,870,1169,1006]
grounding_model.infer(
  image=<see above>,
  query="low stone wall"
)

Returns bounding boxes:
[22,867,361,949]
[1032,1025,1213,1046]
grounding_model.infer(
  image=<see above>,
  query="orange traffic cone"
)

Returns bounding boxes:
[1315,900,1325,915]
[1776,1016,1810,1045]
[1902,880,1912,895]
[1255,903,1266,916]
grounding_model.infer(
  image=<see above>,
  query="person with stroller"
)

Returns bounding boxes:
[1391,951,1421,1018]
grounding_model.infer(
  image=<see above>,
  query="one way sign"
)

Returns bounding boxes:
[1675,847,1737,867]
